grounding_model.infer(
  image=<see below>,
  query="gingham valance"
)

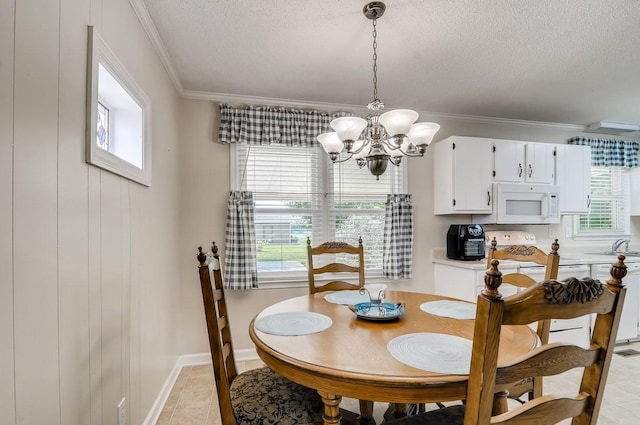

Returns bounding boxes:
[569,137,640,168]
[218,104,352,147]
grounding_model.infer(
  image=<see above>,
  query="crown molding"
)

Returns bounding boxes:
[129,0,185,95]
[183,89,587,131]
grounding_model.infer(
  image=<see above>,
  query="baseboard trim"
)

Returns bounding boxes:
[141,348,259,425]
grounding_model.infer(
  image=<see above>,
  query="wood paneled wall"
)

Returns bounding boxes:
[0,1,182,424]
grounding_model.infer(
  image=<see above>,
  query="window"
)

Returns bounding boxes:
[96,102,110,151]
[232,143,405,282]
[574,166,630,238]
[86,26,151,186]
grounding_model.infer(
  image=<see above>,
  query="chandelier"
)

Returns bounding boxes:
[317,1,440,179]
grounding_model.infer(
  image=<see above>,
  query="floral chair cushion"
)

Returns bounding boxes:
[230,366,324,425]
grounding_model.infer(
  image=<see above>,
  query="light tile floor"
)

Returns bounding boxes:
[156,342,640,425]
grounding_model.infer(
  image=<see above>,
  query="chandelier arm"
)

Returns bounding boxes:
[330,153,355,163]
[400,151,424,157]
[393,147,424,157]
[350,141,370,155]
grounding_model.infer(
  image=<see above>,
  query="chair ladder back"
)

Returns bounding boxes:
[307,237,365,294]
[486,238,559,270]
[495,344,601,387]
[197,243,238,425]
[466,257,628,425]
[486,238,560,385]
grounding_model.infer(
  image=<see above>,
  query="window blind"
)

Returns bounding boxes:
[233,143,405,279]
[578,167,629,235]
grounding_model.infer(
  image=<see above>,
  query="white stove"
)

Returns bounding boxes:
[484,230,591,347]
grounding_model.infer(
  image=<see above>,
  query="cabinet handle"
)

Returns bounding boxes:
[587,194,591,208]
[518,163,523,177]
[528,164,533,178]
[487,191,491,206]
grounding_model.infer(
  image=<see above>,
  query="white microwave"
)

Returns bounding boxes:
[473,183,560,225]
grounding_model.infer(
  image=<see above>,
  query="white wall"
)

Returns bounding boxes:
[1,1,183,424]
[177,101,640,353]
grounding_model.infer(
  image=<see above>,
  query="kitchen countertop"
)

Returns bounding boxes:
[433,249,640,270]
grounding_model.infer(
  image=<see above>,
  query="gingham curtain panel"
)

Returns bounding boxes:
[569,137,640,168]
[218,103,351,146]
[383,194,413,279]
[224,191,259,290]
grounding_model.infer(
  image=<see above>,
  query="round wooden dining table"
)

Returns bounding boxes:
[249,290,537,425]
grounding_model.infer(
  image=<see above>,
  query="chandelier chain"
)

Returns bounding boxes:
[372,17,379,103]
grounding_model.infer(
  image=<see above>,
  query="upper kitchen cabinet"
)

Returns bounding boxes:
[630,167,640,216]
[434,136,493,214]
[555,144,591,214]
[493,140,555,184]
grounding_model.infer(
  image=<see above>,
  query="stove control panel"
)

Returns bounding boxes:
[485,230,537,247]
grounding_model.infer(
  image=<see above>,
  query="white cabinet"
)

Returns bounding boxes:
[591,263,640,342]
[433,262,519,303]
[434,136,494,215]
[493,141,525,182]
[631,167,640,216]
[555,144,591,214]
[493,141,555,184]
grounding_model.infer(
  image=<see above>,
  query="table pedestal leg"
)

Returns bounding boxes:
[358,400,376,425]
[318,391,342,425]
[393,403,408,417]
[492,390,509,415]
[383,403,411,421]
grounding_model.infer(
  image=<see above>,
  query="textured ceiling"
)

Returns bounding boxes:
[140,0,640,128]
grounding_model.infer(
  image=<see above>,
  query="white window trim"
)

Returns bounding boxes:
[229,142,405,286]
[572,167,631,240]
[86,26,152,186]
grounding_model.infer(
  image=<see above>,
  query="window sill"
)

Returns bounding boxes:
[257,273,391,290]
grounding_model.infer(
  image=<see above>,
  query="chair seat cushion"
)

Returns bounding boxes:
[230,366,324,425]
[384,405,465,425]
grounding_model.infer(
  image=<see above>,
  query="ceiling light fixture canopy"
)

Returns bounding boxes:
[318,1,440,179]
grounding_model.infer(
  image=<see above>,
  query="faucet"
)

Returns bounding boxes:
[611,238,630,253]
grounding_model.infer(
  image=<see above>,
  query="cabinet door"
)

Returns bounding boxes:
[555,144,591,214]
[525,143,555,184]
[433,265,477,302]
[452,139,493,213]
[434,137,493,214]
[494,141,525,182]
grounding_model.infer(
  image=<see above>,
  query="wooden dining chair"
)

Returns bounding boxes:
[306,236,365,294]
[485,237,560,401]
[197,242,324,425]
[385,255,627,425]
[306,236,381,423]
